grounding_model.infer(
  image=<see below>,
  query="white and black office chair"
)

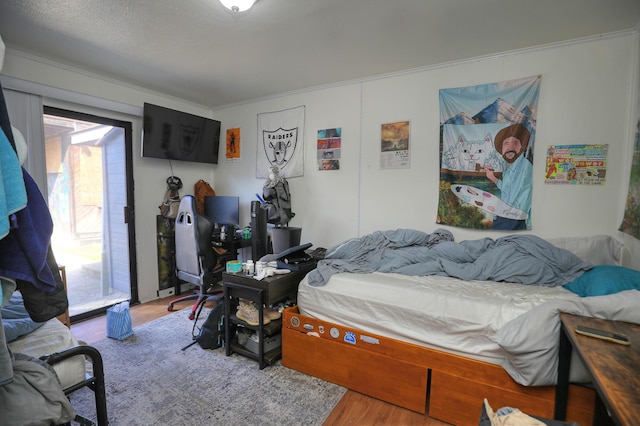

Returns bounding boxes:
[167,195,223,320]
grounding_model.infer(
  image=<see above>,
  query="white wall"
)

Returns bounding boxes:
[2,31,638,303]
[214,33,640,268]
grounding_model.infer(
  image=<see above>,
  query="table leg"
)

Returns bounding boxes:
[554,323,572,420]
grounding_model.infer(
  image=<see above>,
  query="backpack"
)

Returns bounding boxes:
[194,179,215,214]
[192,301,225,350]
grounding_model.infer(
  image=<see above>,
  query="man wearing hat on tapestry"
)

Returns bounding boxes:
[482,123,533,230]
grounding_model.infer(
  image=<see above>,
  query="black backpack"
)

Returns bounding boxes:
[192,301,225,350]
[193,301,224,349]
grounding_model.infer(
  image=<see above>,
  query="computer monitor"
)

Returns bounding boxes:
[204,196,240,227]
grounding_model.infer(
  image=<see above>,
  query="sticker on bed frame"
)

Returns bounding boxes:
[344,331,356,345]
[360,335,380,345]
[330,327,340,338]
[290,316,300,327]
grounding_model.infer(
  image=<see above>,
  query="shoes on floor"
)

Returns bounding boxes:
[236,300,271,326]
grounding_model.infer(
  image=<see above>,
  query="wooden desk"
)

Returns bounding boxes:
[555,313,640,425]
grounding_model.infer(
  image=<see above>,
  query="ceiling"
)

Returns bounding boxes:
[1,0,639,109]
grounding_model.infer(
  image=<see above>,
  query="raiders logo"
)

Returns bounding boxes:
[262,127,298,169]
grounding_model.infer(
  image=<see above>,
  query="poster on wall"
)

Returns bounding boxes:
[225,127,241,161]
[256,106,305,178]
[317,128,341,171]
[619,77,640,239]
[437,75,541,231]
[544,144,608,185]
[380,121,410,170]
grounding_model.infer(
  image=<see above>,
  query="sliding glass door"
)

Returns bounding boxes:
[43,107,138,320]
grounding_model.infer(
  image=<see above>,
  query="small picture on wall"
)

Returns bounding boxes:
[317,127,341,171]
[226,127,240,161]
[545,144,608,185]
[380,121,410,170]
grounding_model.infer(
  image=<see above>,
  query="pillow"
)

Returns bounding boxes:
[1,293,45,342]
[563,265,640,297]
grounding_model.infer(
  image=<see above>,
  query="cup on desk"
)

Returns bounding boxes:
[226,260,242,273]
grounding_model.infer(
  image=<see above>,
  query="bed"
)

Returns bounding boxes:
[2,292,108,425]
[281,231,640,425]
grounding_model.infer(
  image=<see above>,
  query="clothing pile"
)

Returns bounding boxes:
[0,34,74,424]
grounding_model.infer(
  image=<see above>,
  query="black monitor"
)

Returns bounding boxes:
[204,196,240,227]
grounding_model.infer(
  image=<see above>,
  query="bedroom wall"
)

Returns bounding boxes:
[1,31,638,303]
[213,32,640,268]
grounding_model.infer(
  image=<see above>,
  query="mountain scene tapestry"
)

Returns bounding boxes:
[619,71,640,240]
[437,75,541,231]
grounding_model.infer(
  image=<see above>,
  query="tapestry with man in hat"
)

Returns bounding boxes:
[437,75,541,231]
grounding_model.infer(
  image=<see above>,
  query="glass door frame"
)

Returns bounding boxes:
[44,106,139,322]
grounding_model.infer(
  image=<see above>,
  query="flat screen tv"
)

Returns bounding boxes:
[142,103,221,164]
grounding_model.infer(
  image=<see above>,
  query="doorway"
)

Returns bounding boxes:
[43,107,138,321]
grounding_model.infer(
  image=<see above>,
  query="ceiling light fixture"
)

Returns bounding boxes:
[219,0,257,13]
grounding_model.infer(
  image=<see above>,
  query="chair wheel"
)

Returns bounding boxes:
[188,313,195,320]
[167,305,174,312]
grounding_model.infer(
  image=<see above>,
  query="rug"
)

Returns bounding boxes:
[70,308,346,425]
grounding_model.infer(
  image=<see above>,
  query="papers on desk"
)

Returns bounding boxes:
[255,267,291,281]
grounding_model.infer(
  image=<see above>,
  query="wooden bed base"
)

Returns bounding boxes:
[282,306,594,426]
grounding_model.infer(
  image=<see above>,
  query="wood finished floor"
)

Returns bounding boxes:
[70,296,449,426]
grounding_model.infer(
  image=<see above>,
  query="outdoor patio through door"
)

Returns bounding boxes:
[43,107,137,321]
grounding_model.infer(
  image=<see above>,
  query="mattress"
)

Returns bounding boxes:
[297,271,579,365]
[7,318,86,390]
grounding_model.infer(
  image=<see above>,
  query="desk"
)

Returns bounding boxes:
[555,313,640,425]
[222,265,313,369]
[211,236,252,251]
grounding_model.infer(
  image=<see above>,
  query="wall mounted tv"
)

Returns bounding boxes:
[142,103,221,164]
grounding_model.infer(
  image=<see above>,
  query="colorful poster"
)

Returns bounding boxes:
[437,75,541,230]
[381,121,410,170]
[225,127,240,161]
[317,128,341,171]
[256,106,305,178]
[545,144,608,185]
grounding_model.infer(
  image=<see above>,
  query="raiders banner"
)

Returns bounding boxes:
[256,105,305,178]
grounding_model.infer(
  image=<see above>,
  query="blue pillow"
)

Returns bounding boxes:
[564,265,640,297]
[1,293,46,342]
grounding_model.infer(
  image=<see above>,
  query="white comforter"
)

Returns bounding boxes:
[492,289,640,386]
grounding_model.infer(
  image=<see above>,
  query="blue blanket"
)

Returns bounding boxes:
[0,169,55,292]
[307,229,591,287]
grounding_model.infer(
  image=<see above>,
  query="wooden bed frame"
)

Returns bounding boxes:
[282,306,594,425]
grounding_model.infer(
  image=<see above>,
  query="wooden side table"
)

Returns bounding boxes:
[555,313,640,425]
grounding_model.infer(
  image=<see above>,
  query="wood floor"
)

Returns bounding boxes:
[70,296,449,426]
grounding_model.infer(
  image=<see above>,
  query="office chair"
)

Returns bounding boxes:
[167,195,223,320]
